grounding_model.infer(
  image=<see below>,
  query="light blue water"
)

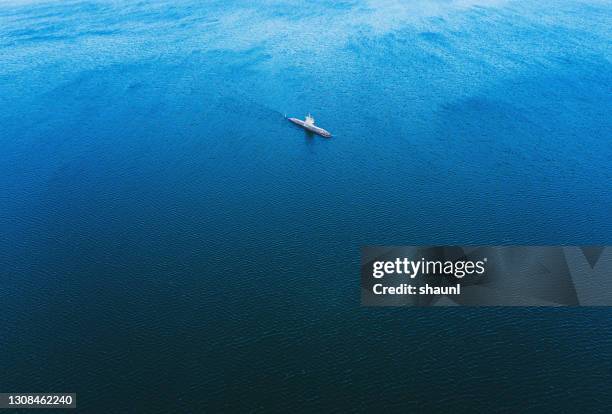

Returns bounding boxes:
[1,0,612,412]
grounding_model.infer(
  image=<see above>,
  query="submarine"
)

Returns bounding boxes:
[288,114,332,138]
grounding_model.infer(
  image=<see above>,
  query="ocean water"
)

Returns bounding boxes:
[1,0,612,411]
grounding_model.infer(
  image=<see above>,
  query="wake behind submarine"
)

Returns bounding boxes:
[287,114,332,138]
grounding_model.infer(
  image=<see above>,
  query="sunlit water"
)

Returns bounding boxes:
[1,0,611,411]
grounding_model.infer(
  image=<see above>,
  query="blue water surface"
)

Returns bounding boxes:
[1,0,611,412]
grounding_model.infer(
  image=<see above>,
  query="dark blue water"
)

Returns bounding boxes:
[1,0,612,412]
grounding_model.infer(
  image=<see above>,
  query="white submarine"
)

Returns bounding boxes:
[288,114,332,138]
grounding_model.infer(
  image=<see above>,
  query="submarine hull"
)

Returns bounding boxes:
[288,118,332,138]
